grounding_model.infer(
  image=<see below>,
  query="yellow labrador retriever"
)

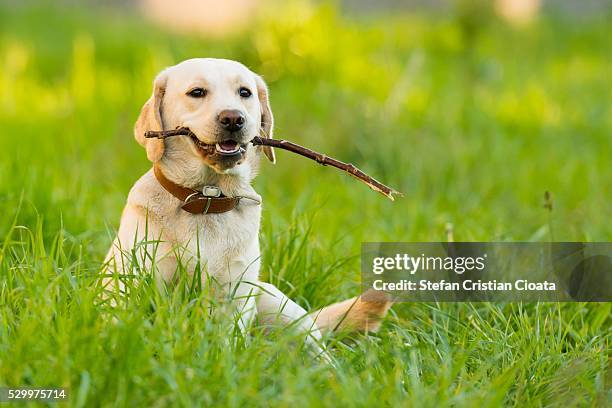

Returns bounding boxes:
[104,58,390,355]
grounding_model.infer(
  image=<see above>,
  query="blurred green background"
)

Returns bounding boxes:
[1,0,610,251]
[0,0,610,406]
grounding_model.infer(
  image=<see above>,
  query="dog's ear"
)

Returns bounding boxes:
[254,75,276,163]
[134,71,168,162]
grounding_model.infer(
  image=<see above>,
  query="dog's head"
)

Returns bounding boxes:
[134,58,275,173]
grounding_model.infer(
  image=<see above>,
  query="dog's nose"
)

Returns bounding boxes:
[218,109,245,132]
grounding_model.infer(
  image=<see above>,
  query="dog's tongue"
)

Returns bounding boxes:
[215,140,241,154]
[219,140,238,151]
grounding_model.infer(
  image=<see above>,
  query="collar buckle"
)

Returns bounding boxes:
[184,185,221,204]
[202,185,222,198]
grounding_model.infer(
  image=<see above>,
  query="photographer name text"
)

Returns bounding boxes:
[372,279,556,292]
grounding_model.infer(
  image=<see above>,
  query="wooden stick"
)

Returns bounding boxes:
[145,127,402,200]
[145,127,197,139]
[250,137,400,200]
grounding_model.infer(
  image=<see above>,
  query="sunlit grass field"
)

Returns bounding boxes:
[0,2,610,406]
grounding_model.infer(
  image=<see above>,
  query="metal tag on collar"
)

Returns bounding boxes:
[202,186,221,198]
[184,186,221,204]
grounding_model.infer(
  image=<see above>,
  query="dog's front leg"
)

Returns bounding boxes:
[103,204,175,302]
[210,242,261,336]
[225,273,259,336]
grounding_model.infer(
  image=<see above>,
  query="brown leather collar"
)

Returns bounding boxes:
[153,164,241,214]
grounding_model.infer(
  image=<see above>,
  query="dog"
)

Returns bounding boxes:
[103,58,391,356]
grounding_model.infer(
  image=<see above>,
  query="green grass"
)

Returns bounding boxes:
[0,2,610,406]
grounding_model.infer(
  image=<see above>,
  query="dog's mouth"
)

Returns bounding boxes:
[190,135,247,157]
[216,140,243,155]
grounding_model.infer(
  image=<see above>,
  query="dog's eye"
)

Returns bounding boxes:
[187,88,207,98]
[238,87,252,98]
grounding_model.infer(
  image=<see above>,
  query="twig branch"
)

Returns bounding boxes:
[251,137,401,200]
[145,127,196,139]
[145,127,402,200]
